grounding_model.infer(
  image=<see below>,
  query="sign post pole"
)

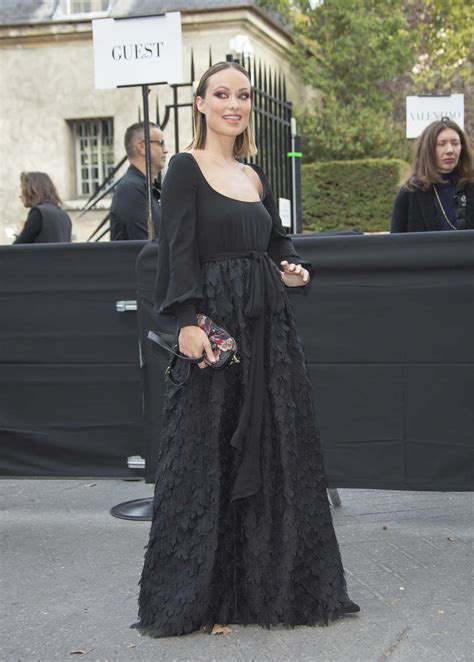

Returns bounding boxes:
[91,13,183,520]
[141,84,154,239]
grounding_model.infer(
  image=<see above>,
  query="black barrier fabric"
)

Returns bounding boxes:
[1,233,473,488]
[0,241,146,477]
[137,231,474,490]
[135,241,170,481]
[0,242,143,364]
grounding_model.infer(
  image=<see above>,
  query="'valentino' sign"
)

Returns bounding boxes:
[406,95,464,139]
[92,13,183,89]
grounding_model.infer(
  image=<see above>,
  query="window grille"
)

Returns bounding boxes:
[71,118,114,198]
[58,0,110,15]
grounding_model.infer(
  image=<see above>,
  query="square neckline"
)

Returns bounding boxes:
[181,152,265,204]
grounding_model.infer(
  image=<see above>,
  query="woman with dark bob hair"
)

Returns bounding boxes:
[135,61,359,638]
[391,118,474,232]
[14,171,72,243]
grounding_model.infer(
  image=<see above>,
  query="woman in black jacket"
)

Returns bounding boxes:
[14,172,72,243]
[391,118,474,232]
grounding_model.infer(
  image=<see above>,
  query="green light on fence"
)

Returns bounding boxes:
[287,152,302,158]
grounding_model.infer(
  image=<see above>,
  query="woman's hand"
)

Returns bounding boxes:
[178,326,216,369]
[280,261,310,287]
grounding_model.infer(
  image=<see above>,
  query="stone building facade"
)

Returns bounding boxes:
[0,0,306,243]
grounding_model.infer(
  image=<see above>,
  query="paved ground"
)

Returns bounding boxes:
[1,480,472,662]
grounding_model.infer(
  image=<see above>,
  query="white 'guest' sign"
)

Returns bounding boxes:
[92,13,183,89]
[406,95,464,138]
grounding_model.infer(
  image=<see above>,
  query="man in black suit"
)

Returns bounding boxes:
[110,122,168,240]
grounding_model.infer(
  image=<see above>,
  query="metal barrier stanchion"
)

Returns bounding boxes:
[110,300,153,521]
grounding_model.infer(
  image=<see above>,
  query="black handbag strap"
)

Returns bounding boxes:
[147,330,204,388]
[147,330,204,363]
[166,353,193,388]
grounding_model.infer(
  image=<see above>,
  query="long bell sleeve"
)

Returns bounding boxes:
[154,154,202,329]
[251,165,313,275]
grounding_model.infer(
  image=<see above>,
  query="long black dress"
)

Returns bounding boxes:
[136,153,350,636]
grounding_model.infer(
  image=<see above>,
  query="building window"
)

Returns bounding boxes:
[55,0,111,18]
[71,118,114,197]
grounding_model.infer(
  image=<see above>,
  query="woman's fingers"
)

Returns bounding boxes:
[281,262,310,281]
[280,261,310,286]
[281,261,301,273]
[198,340,216,369]
[178,330,215,369]
[281,261,297,273]
[179,326,207,359]
[203,339,216,365]
[177,327,217,370]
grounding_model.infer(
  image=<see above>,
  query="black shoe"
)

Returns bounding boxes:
[339,599,360,614]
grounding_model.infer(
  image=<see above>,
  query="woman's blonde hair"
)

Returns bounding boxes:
[20,171,62,207]
[402,118,474,191]
[187,61,257,159]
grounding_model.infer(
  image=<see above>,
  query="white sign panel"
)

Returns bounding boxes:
[406,95,464,139]
[92,13,183,89]
[279,198,292,229]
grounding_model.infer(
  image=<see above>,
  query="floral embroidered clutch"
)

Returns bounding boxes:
[196,314,238,369]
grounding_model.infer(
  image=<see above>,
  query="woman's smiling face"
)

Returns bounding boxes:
[196,68,252,139]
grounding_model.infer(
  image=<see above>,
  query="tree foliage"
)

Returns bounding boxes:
[405,0,474,135]
[292,1,413,106]
[257,0,473,161]
[298,103,407,162]
[407,0,473,93]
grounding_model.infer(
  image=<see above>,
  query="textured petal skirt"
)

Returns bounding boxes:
[135,257,348,637]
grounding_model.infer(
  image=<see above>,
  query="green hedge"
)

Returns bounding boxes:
[301,158,409,233]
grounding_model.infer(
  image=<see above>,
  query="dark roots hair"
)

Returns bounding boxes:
[187,61,257,158]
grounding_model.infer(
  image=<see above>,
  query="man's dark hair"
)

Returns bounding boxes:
[124,121,160,159]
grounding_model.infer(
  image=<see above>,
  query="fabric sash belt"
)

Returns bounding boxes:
[201,250,283,501]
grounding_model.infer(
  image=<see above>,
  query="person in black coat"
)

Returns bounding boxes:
[14,172,72,243]
[391,118,474,232]
[110,122,168,241]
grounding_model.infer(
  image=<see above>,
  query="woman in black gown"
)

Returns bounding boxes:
[136,61,359,637]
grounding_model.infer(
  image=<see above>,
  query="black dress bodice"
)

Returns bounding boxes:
[155,152,306,329]
[192,169,273,256]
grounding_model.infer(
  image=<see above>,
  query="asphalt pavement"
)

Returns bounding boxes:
[1,479,472,662]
